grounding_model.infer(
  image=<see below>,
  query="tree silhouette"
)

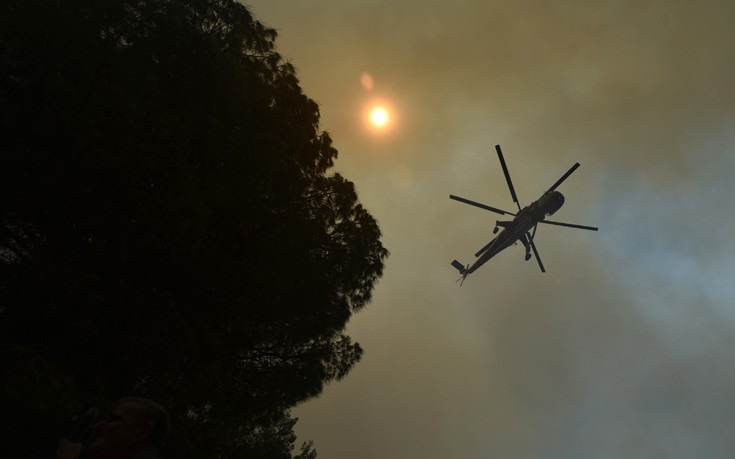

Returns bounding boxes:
[0,0,388,457]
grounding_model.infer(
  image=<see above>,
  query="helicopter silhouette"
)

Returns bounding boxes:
[450,145,598,283]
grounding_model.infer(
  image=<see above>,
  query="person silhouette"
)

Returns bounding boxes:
[57,397,170,459]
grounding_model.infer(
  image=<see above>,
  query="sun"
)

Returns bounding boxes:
[369,106,390,128]
[362,99,396,136]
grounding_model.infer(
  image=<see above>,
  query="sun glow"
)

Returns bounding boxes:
[370,107,390,128]
[362,99,396,136]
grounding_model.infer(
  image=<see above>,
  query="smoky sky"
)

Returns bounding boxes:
[247,1,735,458]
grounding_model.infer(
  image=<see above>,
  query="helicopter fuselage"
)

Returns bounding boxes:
[465,190,565,274]
[450,144,598,280]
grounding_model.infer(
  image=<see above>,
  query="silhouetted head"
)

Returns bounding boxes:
[86,397,170,459]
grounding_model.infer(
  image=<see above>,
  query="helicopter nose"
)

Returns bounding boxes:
[553,191,565,204]
[544,191,565,215]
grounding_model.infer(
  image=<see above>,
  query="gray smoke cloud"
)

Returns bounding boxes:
[248,1,735,457]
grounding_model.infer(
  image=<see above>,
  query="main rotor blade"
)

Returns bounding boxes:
[528,236,546,273]
[547,163,580,192]
[495,145,521,211]
[449,195,515,216]
[540,220,599,231]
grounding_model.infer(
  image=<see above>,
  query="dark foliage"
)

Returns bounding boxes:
[0,0,387,457]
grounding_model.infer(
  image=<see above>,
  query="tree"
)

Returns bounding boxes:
[0,0,388,457]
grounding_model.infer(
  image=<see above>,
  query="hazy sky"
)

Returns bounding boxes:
[246,1,735,458]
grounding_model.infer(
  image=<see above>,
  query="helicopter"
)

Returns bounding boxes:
[450,144,598,283]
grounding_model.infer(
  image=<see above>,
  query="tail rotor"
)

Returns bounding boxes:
[451,260,470,286]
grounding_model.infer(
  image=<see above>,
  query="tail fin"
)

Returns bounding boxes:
[451,260,470,286]
[451,260,466,274]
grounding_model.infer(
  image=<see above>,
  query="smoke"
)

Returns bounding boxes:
[248,1,735,458]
